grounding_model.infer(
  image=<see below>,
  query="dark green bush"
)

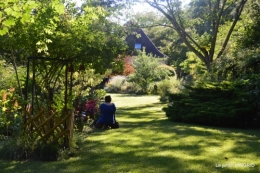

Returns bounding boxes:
[164,79,259,128]
[36,144,59,161]
[0,137,63,161]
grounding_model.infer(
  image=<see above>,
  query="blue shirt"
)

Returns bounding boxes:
[97,103,116,124]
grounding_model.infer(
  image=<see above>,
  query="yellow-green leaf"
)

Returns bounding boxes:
[2,17,15,27]
[54,3,65,14]
[2,107,7,112]
[0,27,8,36]
[21,13,31,24]
[4,7,13,15]
[26,1,38,7]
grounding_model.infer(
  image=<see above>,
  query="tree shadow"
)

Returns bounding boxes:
[1,95,260,173]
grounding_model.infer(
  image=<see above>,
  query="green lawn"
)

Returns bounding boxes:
[1,93,260,173]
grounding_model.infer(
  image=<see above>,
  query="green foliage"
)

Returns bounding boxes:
[0,0,127,161]
[0,88,23,136]
[237,0,260,48]
[164,79,260,128]
[197,32,212,50]
[72,68,109,100]
[1,94,260,171]
[215,0,260,80]
[104,75,139,94]
[0,132,62,161]
[145,0,248,72]
[128,48,171,94]
[180,52,207,80]
[0,0,38,35]
[105,76,126,93]
[0,0,128,90]
[132,11,189,78]
[157,77,183,102]
[93,89,106,100]
[0,60,25,91]
[38,143,59,161]
[213,46,260,80]
[0,131,38,160]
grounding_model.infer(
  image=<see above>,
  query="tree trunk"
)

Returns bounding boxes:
[11,49,23,98]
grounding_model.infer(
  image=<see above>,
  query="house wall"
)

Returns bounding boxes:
[126,29,166,58]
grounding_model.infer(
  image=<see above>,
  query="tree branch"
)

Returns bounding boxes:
[145,0,208,64]
[217,0,247,59]
[210,0,227,62]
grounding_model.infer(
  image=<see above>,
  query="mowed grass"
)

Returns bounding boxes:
[1,93,260,173]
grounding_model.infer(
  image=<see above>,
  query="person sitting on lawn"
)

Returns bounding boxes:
[95,95,118,129]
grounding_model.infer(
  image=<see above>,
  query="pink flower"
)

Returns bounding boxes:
[85,100,99,115]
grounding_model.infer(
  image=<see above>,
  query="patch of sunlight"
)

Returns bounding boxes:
[105,145,128,153]
[89,135,110,141]
[62,156,81,162]
[119,118,141,122]
[110,93,161,108]
[5,165,15,171]
[229,131,259,138]
[217,139,236,150]
[189,126,225,135]
[179,136,201,143]
[203,139,235,154]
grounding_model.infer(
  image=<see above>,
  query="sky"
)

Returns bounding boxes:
[72,0,191,24]
[73,0,191,12]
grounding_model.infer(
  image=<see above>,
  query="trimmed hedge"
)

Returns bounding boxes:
[163,80,259,128]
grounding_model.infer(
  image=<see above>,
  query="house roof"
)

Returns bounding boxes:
[126,28,167,58]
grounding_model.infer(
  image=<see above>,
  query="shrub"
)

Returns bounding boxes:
[94,89,106,100]
[163,80,260,128]
[120,81,138,94]
[157,77,183,102]
[0,60,23,91]
[128,49,171,94]
[0,132,75,161]
[85,99,99,119]
[123,55,135,76]
[37,143,59,161]
[0,132,39,161]
[105,76,126,93]
[0,88,23,136]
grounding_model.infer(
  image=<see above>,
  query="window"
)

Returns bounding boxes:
[135,43,142,49]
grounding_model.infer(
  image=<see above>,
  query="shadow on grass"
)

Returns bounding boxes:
[0,95,260,173]
[78,105,260,173]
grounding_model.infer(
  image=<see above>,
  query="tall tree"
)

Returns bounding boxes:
[237,0,260,48]
[144,0,248,71]
[0,0,128,96]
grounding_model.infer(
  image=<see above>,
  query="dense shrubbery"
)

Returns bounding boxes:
[163,77,260,128]
[0,131,85,161]
[128,49,171,94]
[105,49,173,95]
[104,76,139,94]
[157,77,183,102]
[0,61,107,161]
